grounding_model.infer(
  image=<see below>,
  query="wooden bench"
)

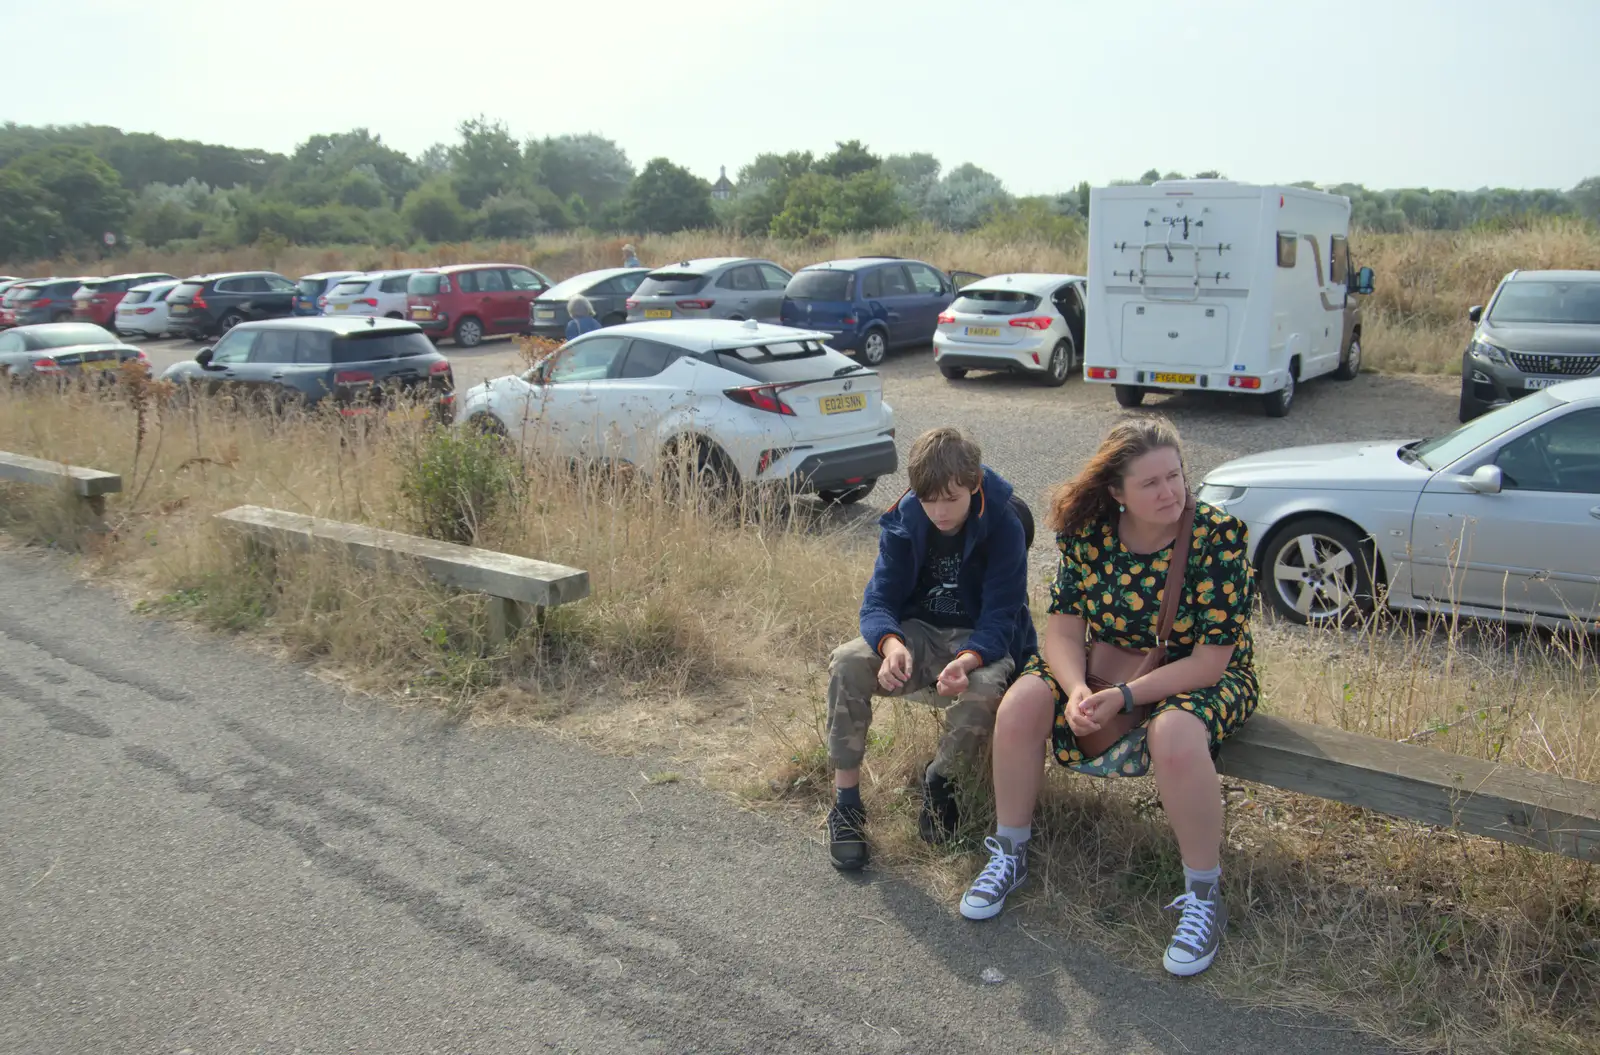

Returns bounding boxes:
[0,450,122,531]
[901,685,1600,862]
[213,505,590,645]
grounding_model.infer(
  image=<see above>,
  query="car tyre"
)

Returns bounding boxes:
[818,480,876,506]
[1259,516,1379,627]
[939,363,967,380]
[1042,339,1073,388]
[1458,374,1486,422]
[385,311,403,319]
[1334,335,1362,380]
[861,330,888,366]
[454,316,484,348]
[218,311,245,335]
[1263,370,1295,417]
[1113,384,1145,408]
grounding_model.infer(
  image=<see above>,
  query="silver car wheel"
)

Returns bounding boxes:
[1272,530,1359,620]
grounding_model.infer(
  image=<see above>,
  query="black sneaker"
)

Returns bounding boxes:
[828,803,868,870]
[919,765,961,845]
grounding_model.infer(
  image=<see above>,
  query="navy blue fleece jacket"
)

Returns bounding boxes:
[858,466,1037,669]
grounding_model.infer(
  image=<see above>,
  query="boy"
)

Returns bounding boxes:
[826,427,1037,870]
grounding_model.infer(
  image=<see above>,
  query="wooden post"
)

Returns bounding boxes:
[84,494,108,534]
[486,596,524,647]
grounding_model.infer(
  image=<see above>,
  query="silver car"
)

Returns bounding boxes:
[1197,376,1600,631]
[625,257,793,324]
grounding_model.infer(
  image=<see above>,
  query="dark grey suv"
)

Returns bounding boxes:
[1461,269,1600,421]
[166,271,299,340]
[159,316,454,420]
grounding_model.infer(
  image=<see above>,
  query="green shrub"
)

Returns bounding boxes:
[397,427,519,544]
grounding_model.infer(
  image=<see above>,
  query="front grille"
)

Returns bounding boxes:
[1507,351,1600,377]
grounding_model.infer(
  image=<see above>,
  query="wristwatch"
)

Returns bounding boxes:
[1115,683,1135,714]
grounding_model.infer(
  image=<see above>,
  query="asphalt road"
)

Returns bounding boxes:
[0,549,1392,1054]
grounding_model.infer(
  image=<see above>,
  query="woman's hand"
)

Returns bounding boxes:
[1065,686,1123,736]
[1061,682,1096,736]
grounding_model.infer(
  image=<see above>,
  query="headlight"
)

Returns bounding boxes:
[1197,483,1248,506]
[1469,338,1508,365]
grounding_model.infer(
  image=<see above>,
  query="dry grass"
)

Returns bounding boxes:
[15,217,1600,378]
[2,376,1598,1053]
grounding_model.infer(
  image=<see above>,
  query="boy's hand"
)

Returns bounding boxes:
[877,639,914,692]
[935,653,979,697]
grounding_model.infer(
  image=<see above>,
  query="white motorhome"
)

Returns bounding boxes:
[1082,180,1375,417]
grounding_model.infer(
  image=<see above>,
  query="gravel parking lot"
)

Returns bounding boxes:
[137,333,1463,573]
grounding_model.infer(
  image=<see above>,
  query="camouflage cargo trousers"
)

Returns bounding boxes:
[826,619,1016,780]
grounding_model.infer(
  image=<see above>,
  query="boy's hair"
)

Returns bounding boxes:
[907,427,983,499]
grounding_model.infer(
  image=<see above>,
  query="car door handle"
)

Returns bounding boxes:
[579,394,598,403]
[271,373,285,379]
[1590,505,1600,520]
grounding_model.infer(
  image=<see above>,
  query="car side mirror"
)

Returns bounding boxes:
[1354,266,1375,296]
[1468,305,1483,324]
[522,362,547,385]
[1466,464,1503,494]
[195,347,214,368]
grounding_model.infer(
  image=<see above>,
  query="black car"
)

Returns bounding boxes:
[0,322,148,384]
[165,271,299,340]
[159,316,454,418]
[2,277,95,328]
[527,266,650,339]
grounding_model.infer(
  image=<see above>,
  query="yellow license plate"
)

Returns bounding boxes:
[535,309,555,319]
[170,304,189,314]
[965,326,1000,337]
[412,307,432,319]
[387,405,431,422]
[333,303,347,311]
[820,393,866,415]
[82,359,119,371]
[1152,372,1197,384]
[644,309,673,319]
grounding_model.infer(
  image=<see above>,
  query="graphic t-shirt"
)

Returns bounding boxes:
[907,527,969,628]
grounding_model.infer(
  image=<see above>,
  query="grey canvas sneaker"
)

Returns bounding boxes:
[1162,879,1227,976]
[958,836,1028,920]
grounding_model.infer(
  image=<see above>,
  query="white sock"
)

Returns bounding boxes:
[1183,863,1221,895]
[996,824,1031,850]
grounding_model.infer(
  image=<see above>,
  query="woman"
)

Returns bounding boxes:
[956,416,1258,979]
[565,294,602,340]
[622,243,642,268]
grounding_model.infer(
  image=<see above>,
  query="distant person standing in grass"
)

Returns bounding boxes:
[622,243,642,268]
[825,427,1036,870]
[565,295,602,339]
[957,416,1258,980]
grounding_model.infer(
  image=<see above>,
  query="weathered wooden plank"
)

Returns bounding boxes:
[0,451,122,496]
[213,505,590,608]
[1218,714,1600,861]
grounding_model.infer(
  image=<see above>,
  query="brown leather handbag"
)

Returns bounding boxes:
[1074,496,1197,758]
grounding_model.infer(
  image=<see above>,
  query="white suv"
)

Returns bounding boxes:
[454,319,897,504]
[321,270,417,319]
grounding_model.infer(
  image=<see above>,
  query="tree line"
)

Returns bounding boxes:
[2,119,1597,264]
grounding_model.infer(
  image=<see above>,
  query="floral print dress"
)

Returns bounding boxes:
[1020,500,1259,778]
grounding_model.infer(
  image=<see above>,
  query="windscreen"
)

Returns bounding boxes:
[634,273,708,297]
[712,340,834,382]
[330,330,436,364]
[952,289,1042,315]
[408,273,447,295]
[785,271,853,300]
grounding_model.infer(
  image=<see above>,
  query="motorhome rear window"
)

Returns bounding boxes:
[1277,233,1297,268]
[952,290,1041,315]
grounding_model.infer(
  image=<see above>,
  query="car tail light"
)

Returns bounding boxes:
[358,298,378,307]
[937,312,955,324]
[625,299,637,309]
[135,307,155,315]
[1227,376,1261,390]
[31,357,63,375]
[334,371,375,386]
[429,360,451,376]
[1087,366,1118,380]
[33,298,52,308]
[192,294,208,310]
[757,447,794,474]
[1009,316,1053,330]
[1031,352,1041,365]
[676,299,714,310]
[725,383,796,416]
[136,350,149,363]
[842,316,856,325]
[317,297,328,308]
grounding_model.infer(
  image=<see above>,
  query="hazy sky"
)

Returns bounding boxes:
[2,0,1595,195]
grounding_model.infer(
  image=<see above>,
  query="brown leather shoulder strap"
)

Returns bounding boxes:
[1153,496,1198,646]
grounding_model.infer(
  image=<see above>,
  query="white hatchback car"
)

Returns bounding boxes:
[933,273,1087,386]
[112,280,180,339]
[321,270,417,319]
[454,319,898,504]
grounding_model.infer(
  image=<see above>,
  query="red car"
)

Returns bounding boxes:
[73,272,178,330]
[405,263,553,347]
